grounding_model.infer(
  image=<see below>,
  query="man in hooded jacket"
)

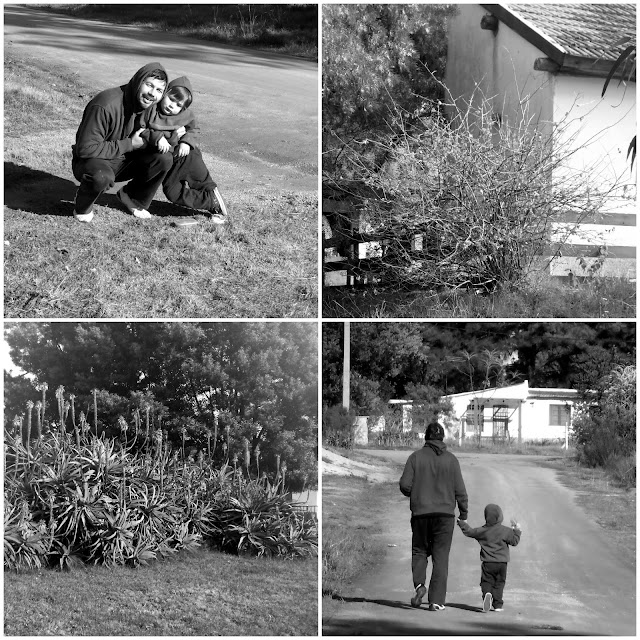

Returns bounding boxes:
[71,62,173,222]
[399,421,468,611]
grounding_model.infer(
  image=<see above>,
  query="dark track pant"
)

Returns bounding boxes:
[481,561,508,608]
[411,514,455,606]
[72,150,173,215]
[162,146,218,211]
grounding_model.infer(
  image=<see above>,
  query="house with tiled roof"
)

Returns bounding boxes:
[445,4,636,279]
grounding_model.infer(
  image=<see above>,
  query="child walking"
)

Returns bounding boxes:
[457,504,521,612]
[137,76,228,223]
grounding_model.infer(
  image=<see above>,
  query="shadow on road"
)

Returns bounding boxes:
[328,595,415,611]
[323,616,586,636]
[5,162,190,219]
[324,595,586,635]
[329,594,483,614]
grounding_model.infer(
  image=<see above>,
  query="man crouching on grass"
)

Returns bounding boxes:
[72,62,174,222]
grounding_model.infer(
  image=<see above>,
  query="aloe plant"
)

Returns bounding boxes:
[4,385,317,571]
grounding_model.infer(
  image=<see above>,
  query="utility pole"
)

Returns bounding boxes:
[342,321,350,410]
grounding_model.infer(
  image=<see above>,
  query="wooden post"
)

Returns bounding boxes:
[342,322,350,411]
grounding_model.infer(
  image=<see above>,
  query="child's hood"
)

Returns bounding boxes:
[168,76,193,97]
[484,503,503,526]
[124,62,167,111]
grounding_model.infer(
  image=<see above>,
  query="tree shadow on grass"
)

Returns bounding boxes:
[4,162,191,219]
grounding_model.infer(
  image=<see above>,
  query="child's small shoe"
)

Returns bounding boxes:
[429,603,445,611]
[483,592,493,613]
[410,584,426,608]
[491,606,503,612]
[207,206,227,225]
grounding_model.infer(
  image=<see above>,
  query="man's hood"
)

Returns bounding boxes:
[168,75,193,96]
[484,503,503,526]
[124,62,167,112]
[423,439,447,456]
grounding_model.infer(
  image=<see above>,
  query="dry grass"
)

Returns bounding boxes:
[540,457,636,568]
[322,474,398,602]
[4,49,317,318]
[4,547,318,635]
[322,276,636,318]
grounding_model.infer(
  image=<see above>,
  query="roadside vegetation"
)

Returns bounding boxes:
[4,48,317,318]
[323,276,635,318]
[38,4,318,60]
[322,473,397,598]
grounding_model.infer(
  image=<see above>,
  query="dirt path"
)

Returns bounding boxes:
[324,450,636,636]
[4,4,317,192]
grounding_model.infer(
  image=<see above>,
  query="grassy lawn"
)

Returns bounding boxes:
[37,4,318,60]
[4,49,317,319]
[323,276,636,318]
[4,548,318,635]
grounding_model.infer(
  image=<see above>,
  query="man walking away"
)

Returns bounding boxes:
[399,421,468,611]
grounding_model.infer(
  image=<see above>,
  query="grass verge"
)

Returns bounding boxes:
[323,276,636,318]
[37,4,318,60]
[4,49,317,318]
[4,547,318,635]
[540,456,636,568]
[322,475,399,603]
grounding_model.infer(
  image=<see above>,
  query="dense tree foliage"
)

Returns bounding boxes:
[323,4,456,173]
[323,322,635,411]
[5,322,318,489]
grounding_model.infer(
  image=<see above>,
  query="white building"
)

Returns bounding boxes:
[445,4,636,279]
[444,380,578,443]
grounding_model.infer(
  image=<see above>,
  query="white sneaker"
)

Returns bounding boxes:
[74,210,94,223]
[117,188,152,218]
[73,190,94,222]
[483,592,493,613]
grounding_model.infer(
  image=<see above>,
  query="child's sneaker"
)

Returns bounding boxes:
[210,186,228,223]
[117,188,152,219]
[429,603,445,611]
[491,606,503,612]
[483,592,493,613]
[410,584,426,608]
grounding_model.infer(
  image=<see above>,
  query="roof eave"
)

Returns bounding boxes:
[481,4,566,65]
[535,54,637,82]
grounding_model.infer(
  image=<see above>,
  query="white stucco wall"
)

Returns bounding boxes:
[521,398,573,440]
[446,384,575,441]
[445,5,554,127]
[553,75,636,212]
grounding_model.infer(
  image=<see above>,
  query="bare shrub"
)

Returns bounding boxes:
[326,86,629,291]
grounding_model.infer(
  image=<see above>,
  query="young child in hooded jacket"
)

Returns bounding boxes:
[137,76,227,222]
[458,503,521,612]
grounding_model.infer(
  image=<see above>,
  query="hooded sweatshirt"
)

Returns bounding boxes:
[399,440,468,519]
[458,504,521,562]
[73,62,167,160]
[138,76,199,149]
